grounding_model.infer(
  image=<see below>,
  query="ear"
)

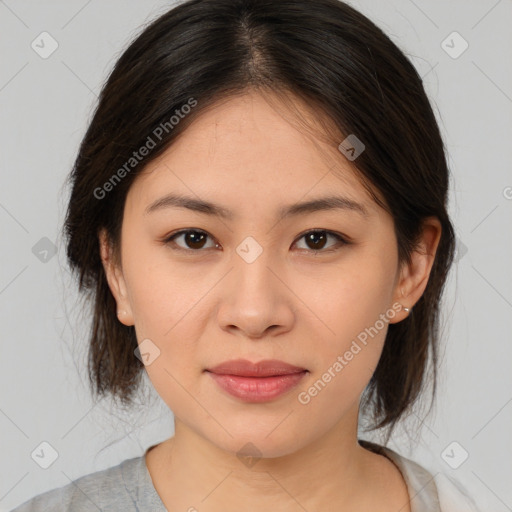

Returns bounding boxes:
[389,216,442,323]
[98,228,134,326]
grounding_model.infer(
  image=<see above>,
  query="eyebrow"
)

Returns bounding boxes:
[144,192,370,220]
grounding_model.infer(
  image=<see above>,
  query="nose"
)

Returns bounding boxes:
[216,249,295,340]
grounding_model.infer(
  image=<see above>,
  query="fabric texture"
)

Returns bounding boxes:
[11,440,480,511]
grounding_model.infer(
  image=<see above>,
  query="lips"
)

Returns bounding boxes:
[206,358,307,377]
[205,359,308,402]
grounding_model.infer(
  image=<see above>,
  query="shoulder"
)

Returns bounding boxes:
[10,455,164,512]
[359,439,482,512]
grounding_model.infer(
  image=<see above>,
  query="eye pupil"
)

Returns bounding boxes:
[185,231,207,249]
[306,232,327,250]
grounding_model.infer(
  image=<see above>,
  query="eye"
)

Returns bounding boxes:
[163,228,348,254]
[293,229,348,253]
[163,229,219,252]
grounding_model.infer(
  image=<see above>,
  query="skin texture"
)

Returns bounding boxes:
[99,89,441,511]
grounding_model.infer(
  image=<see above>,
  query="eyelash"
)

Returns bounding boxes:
[161,228,350,255]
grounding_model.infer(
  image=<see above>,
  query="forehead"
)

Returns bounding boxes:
[126,90,379,218]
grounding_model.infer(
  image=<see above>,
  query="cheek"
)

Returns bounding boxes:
[294,254,396,400]
[295,297,390,424]
[123,243,206,337]
[298,252,396,343]
[121,241,213,374]
[126,260,206,415]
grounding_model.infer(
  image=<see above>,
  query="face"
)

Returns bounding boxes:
[101,89,438,458]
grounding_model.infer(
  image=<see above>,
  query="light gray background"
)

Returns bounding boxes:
[1,0,511,510]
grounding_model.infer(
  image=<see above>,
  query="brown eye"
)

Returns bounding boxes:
[305,231,328,250]
[294,230,348,253]
[163,228,348,254]
[165,229,217,251]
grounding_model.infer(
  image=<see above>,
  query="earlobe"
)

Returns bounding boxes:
[390,217,442,323]
[98,228,134,326]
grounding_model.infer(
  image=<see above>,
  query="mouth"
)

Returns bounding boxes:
[205,358,307,377]
[205,359,308,402]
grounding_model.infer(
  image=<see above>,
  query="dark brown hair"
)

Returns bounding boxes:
[64,0,455,439]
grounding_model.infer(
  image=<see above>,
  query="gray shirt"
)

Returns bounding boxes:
[11,440,480,511]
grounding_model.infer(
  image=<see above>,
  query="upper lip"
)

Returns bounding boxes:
[206,359,307,377]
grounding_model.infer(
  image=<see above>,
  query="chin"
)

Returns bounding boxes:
[208,426,309,462]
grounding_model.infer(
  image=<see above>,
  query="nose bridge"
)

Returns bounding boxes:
[232,236,279,301]
[216,236,293,337]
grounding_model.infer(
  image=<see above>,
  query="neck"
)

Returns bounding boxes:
[146,407,388,511]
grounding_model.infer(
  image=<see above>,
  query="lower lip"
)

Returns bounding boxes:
[206,371,308,402]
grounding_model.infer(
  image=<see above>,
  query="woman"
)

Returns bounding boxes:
[12,0,480,510]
